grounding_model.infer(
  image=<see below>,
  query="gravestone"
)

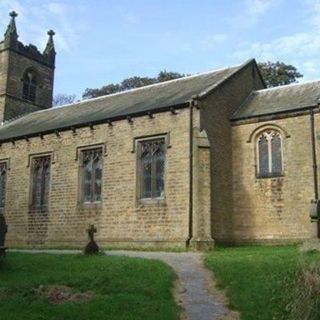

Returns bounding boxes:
[0,214,8,256]
[84,224,99,255]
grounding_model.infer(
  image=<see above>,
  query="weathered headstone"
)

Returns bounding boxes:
[84,224,99,255]
[0,214,8,256]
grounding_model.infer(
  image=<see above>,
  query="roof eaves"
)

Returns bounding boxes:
[231,104,319,122]
[0,101,190,144]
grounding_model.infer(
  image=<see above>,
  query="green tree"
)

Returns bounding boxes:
[258,61,303,88]
[82,61,303,99]
[82,70,185,99]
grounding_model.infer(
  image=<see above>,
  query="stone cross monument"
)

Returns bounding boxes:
[84,224,99,254]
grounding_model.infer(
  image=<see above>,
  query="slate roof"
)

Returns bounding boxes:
[0,61,251,142]
[233,81,320,120]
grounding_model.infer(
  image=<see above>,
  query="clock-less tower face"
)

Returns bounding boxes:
[0,12,55,123]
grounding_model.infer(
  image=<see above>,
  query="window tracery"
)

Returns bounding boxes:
[138,138,165,199]
[80,148,103,203]
[257,130,283,177]
[31,156,51,212]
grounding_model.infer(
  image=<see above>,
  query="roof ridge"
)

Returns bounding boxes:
[51,63,243,110]
[255,80,320,93]
[0,60,251,140]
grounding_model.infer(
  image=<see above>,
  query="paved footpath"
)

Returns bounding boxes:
[107,251,238,320]
[10,249,238,320]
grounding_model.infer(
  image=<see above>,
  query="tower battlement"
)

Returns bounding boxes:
[0,11,55,67]
[0,40,55,68]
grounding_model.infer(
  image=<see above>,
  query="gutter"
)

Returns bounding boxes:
[231,104,319,123]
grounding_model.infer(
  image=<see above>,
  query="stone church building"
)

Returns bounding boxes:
[0,12,319,249]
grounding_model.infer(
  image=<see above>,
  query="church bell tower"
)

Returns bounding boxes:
[0,11,56,123]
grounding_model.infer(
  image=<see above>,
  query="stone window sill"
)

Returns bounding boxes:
[28,208,49,214]
[137,197,167,206]
[256,173,284,179]
[77,202,102,213]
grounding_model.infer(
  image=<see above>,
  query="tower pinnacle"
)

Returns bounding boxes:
[4,11,18,46]
[44,30,56,65]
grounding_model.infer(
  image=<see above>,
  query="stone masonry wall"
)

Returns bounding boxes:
[231,114,317,243]
[190,127,213,250]
[200,62,265,243]
[0,50,9,123]
[0,96,5,124]
[0,49,53,122]
[0,108,191,249]
[6,50,54,109]
[0,50,9,95]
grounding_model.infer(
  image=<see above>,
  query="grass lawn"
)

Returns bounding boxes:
[205,245,320,320]
[0,252,179,320]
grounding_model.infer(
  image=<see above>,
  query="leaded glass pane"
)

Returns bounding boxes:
[81,148,103,203]
[83,159,93,202]
[93,156,102,202]
[155,149,165,198]
[271,134,282,175]
[141,149,152,198]
[32,156,50,212]
[42,163,51,210]
[0,163,7,211]
[139,138,165,199]
[34,166,42,209]
[258,135,269,176]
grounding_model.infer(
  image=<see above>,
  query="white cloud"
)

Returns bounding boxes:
[233,33,320,61]
[307,0,320,31]
[231,1,320,82]
[231,0,278,28]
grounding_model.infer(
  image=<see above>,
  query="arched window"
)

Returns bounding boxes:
[22,69,37,102]
[257,130,283,177]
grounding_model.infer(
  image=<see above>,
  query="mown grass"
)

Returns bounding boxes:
[0,252,179,320]
[205,246,320,320]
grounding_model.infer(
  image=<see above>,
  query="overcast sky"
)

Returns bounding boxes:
[0,0,319,99]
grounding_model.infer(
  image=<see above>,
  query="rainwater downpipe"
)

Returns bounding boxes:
[186,98,195,247]
[310,108,320,237]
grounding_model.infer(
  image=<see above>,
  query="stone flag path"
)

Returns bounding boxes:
[10,249,238,320]
[107,251,238,320]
